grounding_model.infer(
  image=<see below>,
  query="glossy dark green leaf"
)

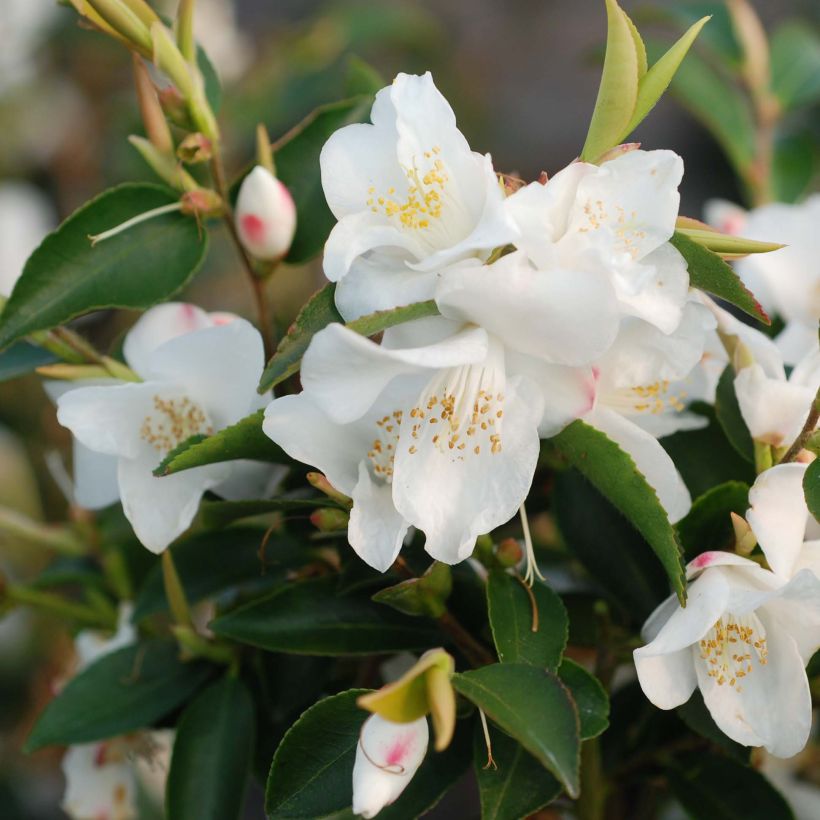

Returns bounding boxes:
[772,133,818,204]
[553,469,668,622]
[276,96,374,264]
[153,410,287,476]
[770,22,820,110]
[474,726,561,820]
[133,527,303,621]
[258,282,439,392]
[452,663,580,797]
[26,640,212,751]
[200,495,341,529]
[557,659,609,740]
[714,365,755,462]
[671,233,769,325]
[0,184,208,350]
[668,753,793,819]
[0,342,57,383]
[803,458,820,522]
[210,576,439,655]
[166,676,254,820]
[486,571,567,670]
[551,420,686,603]
[676,481,750,561]
[265,689,367,819]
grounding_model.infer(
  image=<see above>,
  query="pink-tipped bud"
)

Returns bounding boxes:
[235,166,296,261]
[352,714,428,819]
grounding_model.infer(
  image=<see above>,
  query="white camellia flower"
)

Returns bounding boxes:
[634,550,820,757]
[319,71,518,320]
[235,166,297,261]
[706,196,820,364]
[0,181,55,296]
[264,316,592,570]
[54,303,269,553]
[506,148,689,335]
[352,714,428,819]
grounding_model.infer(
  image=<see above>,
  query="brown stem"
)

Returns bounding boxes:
[779,386,820,464]
[437,611,496,668]
[209,153,276,358]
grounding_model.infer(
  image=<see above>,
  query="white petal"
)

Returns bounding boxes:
[435,251,619,366]
[123,302,212,376]
[118,452,226,553]
[393,371,543,564]
[747,463,811,579]
[300,322,488,424]
[73,443,120,510]
[352,715,428,819]
[761,568,820,664]
[704,199,747,235]
[57,382,171,459]
[61,742,137,820]
[585,407,691,522]
[214,461,286,502]
[143,319,264,429]
[349,462,410,572]
[775,321,820,368]
[262,393,367,497]
[633,647,697,710]
[697,616,812,758]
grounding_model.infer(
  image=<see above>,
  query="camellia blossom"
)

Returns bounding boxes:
[352,714,428,819]
[235,165,297,261]
[319,71,518,320]
[634,550,820,757]
[264,317,594,569]
[55,303,269,552]
[506,148,689,335]
[706,196,820,365]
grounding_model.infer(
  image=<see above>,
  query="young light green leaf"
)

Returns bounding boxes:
[153,409,287,476]
[452,663,580,797]
[551,420,687,603]
[166,676,255,820]
[210,576,439,655]
[557,659,609,740]
[581,0,640,162]
[474,728,561,820]
[258,284,439,392]
[803,458,820,522]
[674,226,783,256]
[486,571,568,670]
[26,640,212,751]
[670,232,770,325]
[621,16,710,139]
[0,184,208,351]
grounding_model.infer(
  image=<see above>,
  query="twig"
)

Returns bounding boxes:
[779,386,820,464]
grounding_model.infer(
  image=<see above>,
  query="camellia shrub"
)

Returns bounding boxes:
[0,1,818,818]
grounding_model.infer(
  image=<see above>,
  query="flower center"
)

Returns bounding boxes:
[698,611,768,691]
[140,394,214,455]
[368,410,403,483]
[608,380,687,416]
[407,361,505,461]
[577,198,644,259]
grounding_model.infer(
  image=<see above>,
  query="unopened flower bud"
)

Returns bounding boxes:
[352,714,428,819]
[180,189,224,218]
[177,133,213,164]
[731,512,757,555]
[306,472,353,508]
[158,86,193,129]
[496,537,523,568]
[310,507,349,532]
[235,166,296,261]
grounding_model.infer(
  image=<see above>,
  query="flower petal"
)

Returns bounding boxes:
[761,568,820,664]
[73,443,120,510]
[633,647,697,710]
[61,743,137,820]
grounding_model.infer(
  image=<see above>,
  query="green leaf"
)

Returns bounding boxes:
[0,341,57,383]
[474,727,561,820]
[197,45,222,114]
[276,97,375,264]
[258,282,439,392]
[772,132,818,204]
[668,753,793,819]
[0,185,207,351]
[265,689,367,819]
[133,527,302,621]
[154,410,287,476]
[486,571,568,670]
[714,365,755,462]
[676,481,750,561]
[371,562,452,618]
[803,458,820,522]
[622,16,710,139]
[671,232,769,325]
[452,663,580,797]
[200,495,341,529]
[344,56,386,97]
[557,659,609,740]
[26,640,212,751]
[166,676,254,820]
[550,420,686,604]
[553,469,668,622]
[770,22,820,110]
[210,576,439,655]
[581,0,640,161]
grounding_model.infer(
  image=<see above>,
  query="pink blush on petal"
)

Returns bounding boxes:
[241,214,266,245]
[385,735,412,767]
